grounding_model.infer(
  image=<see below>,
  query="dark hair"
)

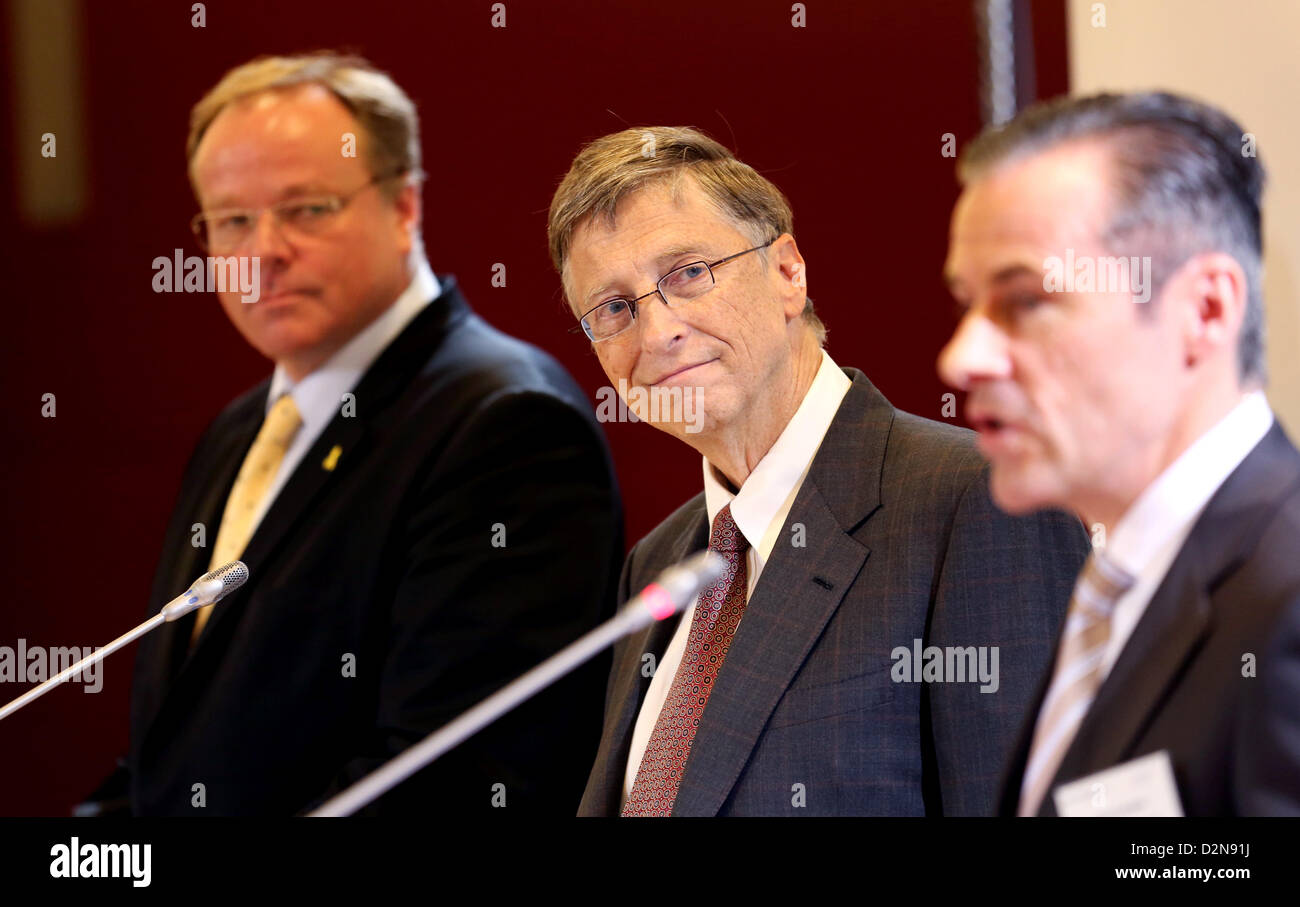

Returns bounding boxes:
[959,91,1267,383]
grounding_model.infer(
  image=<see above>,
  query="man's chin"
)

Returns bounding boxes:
[988,463,1065,517]
[239,327,329,367]
[623,382,716,439]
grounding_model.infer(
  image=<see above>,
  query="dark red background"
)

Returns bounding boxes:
[0,0,1065,815]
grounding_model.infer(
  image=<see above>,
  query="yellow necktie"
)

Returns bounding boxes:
[191,394,302,644]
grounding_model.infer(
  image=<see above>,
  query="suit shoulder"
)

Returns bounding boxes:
[642,491,708,543]
[439,310,591,414]
[1238,480,1300,605]
[192,379,268,447]
[881,406,1085,543]
[889,409,983,466]
[627,492,707,568]
[882,407,988,501]
[221,379,271,417]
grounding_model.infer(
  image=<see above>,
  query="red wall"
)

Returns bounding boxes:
[0,0,1066,815]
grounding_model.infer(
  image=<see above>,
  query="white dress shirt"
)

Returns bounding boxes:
[248,260,440,533]
[622,349,852,803]
[1097,390,1274,676]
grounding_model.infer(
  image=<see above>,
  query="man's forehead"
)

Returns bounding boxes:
[571,182,742,271]
[193,84,363,202]
[947,144,1115,276]
[967,143,1112,228]
[210,84,354,142]
[198,86,358,164]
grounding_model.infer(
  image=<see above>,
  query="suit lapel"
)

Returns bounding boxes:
[1044,558,1212,811]
[672,369,889,816]
[156,280,472,705]
[181,406,369,666]
[144,401,265,687]
[673,484,869,815]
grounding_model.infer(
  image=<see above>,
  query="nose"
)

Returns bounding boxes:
[245,208,294,264]
[938,309,1012,390]
[635,292,688,353]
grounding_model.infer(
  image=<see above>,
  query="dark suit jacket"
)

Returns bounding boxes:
[579,368,1089,816]
[1000,422,1300,816]
[117,275,621,815]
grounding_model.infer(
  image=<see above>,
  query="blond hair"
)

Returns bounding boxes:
[548,126,825,343]
[187,52,421,198]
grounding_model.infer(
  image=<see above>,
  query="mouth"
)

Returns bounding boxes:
[968,410,1026,456]
[256,289,312,305]
[648,358,718,387]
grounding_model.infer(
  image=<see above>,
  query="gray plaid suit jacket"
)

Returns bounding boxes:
[578,367,1090,816]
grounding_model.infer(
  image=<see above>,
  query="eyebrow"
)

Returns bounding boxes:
[945,263,1043,304]
[583,245,711,306]
[205,183,336,210]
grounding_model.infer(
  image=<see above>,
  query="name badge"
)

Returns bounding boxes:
[1052,750,1184,817]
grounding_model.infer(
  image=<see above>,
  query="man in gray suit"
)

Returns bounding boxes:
[940,92,1300,816]
[547,126,1090,816]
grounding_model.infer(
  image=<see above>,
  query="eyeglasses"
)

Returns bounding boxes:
[576,237,779,342]
[189,169,407,253]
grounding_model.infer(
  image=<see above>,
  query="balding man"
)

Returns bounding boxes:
[83,53,622,816]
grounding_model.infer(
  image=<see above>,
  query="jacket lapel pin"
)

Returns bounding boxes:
[322,445,342,472]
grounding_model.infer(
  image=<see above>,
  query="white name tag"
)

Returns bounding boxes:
[1053,750,1185,817]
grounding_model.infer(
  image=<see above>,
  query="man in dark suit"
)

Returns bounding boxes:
[940,91,1300,816]
[546,126,1090,816]
[84,53,622,815]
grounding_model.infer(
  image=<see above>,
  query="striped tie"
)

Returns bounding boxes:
[1018,551,1136,816]
[190,393,302,644]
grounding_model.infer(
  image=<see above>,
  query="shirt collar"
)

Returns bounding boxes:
[1106,390,1274,577]
[703,349,852,548]
[266,258,440,435]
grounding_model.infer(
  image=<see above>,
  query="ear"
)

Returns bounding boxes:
[391,178,421,253]
[1175,251,1248,371]
[772,233,807,321]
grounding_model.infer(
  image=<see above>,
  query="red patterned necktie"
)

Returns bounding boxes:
[622,503,750,816]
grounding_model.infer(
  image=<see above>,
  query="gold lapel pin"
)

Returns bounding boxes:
[322,444,342,472]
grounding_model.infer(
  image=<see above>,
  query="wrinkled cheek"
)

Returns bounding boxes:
[595,351,633,387]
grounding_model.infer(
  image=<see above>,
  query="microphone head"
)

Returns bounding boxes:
[643,550,727,619]
[198,561,250,602]
[678,549,726,591]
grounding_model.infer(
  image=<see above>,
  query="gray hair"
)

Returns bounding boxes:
[548,126,826,345]
[959,91,1267,384]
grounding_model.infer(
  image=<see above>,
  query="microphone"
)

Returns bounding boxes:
[627,549,728,622]
[308,549,725,817]
[0,561,249,722]
[160,561,250,621]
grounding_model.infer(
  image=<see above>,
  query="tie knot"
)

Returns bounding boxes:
[1075,550,1136,618]
[264,394,303,448]
[709,504,749,554]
